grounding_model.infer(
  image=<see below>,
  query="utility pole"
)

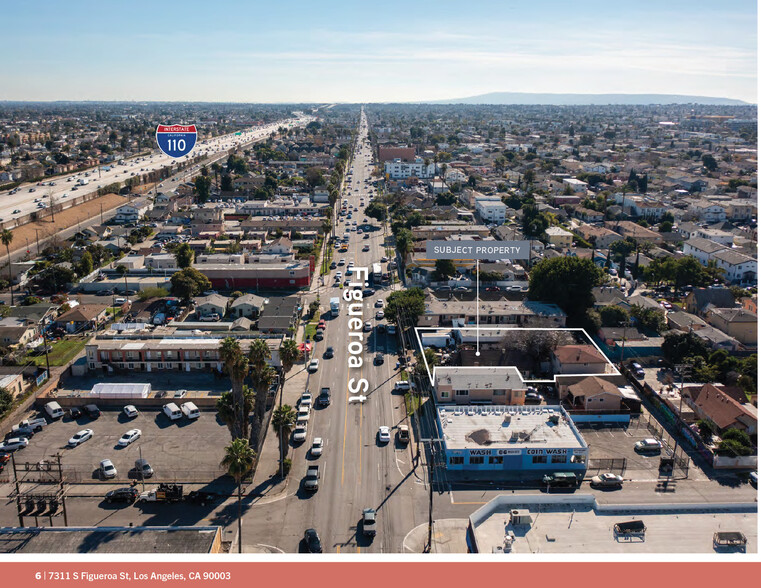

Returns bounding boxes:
[35,228,41,256]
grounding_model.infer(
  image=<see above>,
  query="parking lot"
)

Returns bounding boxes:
[10,406,230,484]
[60,371,230,399]
[580,416,707,481]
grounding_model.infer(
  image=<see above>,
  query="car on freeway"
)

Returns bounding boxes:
[292,425,307,443]
[362,508,377,537]
[123,405,139,418]
[324,346,334,359]
[311,438,323,457]
[304,529,322,553]
[0,437,29,452]
[634,438,662,453]
[118,429,142,447]
[378,426,391,444]
[68,429,93,447]
[307,359,320,373]
[105,487,139,504]
[99,459,117,479]
[590,473,624,488]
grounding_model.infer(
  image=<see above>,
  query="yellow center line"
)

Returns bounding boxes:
[336,545,341,553]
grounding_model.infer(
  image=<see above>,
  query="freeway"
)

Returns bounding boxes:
[0,113,312,228]
[242,108,428,553]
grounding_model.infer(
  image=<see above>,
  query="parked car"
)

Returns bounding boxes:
[69,407,82,419]
[634,438,662,453]
[0,437,29,452]
[630,362,645,378]
[105,487,139,504]
[118,429,141,447]
[307,359,319,373]
[311,437,324,457]
[292,425,307,443]
[68,429,93,447]
[99,459,117,479]
[135,458,154,478]
[397,425,410,444]
[84,404,101,419]
[123,405,139,418]
[590,473,624,488]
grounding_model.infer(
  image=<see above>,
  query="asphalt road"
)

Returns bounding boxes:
[242,109,428,553]
[0,115,311,225]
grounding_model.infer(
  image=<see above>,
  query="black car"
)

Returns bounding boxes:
[105,487,138,504]
[324,346,334,359]
[374,353,384,365]
[69,407,82,419]
[524,392,542,405]
[318,387,331,406]
[363,288,374,297]
[304,529,322,553]
[376,324,386,334]
[84,404,101,419]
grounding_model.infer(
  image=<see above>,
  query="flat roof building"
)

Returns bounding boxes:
[437,404,588,477]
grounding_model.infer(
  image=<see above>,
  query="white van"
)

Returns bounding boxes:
[44,401,64,420]
[163,403,182,421]
[394,381,413,392]
[181,402,200,420]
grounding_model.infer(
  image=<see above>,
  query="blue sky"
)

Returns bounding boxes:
[2,0,757,102]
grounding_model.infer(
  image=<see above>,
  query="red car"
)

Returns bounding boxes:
[317,320,327,330]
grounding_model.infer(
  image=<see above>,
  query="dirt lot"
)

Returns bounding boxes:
[12,407,230,484]
[7,192,129,254]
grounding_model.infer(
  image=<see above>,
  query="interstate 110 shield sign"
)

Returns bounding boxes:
[156,124,197,158]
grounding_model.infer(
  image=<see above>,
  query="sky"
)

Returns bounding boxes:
[2,0,757,103]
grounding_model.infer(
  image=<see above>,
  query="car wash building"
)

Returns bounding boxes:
[436,404,588,479]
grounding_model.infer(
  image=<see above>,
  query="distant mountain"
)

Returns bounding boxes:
[425,92,749,106]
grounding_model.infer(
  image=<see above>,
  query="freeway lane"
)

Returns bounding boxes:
[243,108,427,553]
[0,114,312,229]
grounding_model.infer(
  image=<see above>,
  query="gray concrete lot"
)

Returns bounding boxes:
[12,408,229,484]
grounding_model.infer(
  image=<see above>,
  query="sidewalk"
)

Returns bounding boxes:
[402,519,470,553]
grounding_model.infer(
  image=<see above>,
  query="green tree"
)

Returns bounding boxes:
[658,220,673,233]
[272,404,296,478]
[221,438,256,554]
[279,339,300,377]
[36,265,77,294]
[137,287,169,300]
[384,287,426,326]
[414,348,439,377]
[305,167,324,188]
[248,339,273,447]
[0,387,13,418]
[169,267,211,301]
[365,201,387,222]
[661,331,709,364]
[77,251,94,277]
[1,229,14,306]
[696,419,714,441]
[528,257,604,325]
[701,154,718,172]
[630,304,667,333]
[194,175,212,204]
[220,174,233,192]
[174,243,194,269]
[434,259,457,281]
[395,228,413,265]
[599,305,629,327]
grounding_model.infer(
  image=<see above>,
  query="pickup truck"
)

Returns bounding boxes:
[18,418,47,432]
[304,465,320,492]
[138,483,183,503]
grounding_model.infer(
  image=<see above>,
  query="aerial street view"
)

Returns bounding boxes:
[0,0,757,569]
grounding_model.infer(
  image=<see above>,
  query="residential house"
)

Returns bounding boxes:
[563,376,626,412]
[474,196,507,224]
[114,199,152,224]
[684,383,757,435]
[578,226,622,249]
[544,226,573,248]
[418,298,567,328]
[688,200,727,223]
[712,249,757,285]
[433,367,527,405]
[193,294,229,318]
[0,373,25,399]
[683,238,727,265]
[605,221,662,245]
[551,345,610,375]
[685,288,737,316]
[53,305,109,334]
[704,308,757,345]
[0,317,38,347]
[229,294,266,319]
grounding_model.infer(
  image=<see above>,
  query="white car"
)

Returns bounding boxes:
[375,310,384,320]
[68,429,93,447]
[300,392,313,407]
[378,426,391,444]
[297,405,311,422]
[292,425,307,443]
[308,359,320,373]
[363,321,372,332]
[0,437,29,452]
[311,437,324,457]
[375,299,384,308]
[118,429,142,447]
[123,405,139,418]
[100,459,117,479]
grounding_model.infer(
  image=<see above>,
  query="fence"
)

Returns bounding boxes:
[587,458,627,476]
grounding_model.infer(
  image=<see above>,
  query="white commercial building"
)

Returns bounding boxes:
[475,196,507,224]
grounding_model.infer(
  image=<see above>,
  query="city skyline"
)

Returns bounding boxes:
[2,0,757,103]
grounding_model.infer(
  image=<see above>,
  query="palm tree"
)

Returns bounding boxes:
[216,386,254,436]
[221,438,256,554]
[219,337,250,439]
[271,404,296,477]
[115,264,129,294]
[1,229,14,306]
[279,339,300,381]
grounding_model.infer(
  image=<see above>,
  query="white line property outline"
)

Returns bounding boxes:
[413,326,622,387]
